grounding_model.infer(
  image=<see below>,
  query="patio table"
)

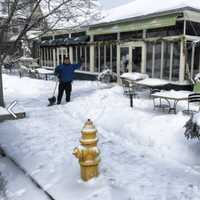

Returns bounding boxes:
[151,90,192,114]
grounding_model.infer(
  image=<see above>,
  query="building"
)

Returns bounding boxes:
[40,0,200,83]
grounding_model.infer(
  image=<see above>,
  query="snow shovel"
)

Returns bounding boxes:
[48,79,58,106]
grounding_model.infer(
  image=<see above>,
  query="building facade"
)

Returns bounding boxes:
[40,6,200,83]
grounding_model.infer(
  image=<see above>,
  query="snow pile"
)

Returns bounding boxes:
[0,107,9,116]
[120,72,149,81]
[98,0,200,24]
[1,74,200,199]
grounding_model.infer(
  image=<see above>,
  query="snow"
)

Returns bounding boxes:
[137,78,170,87]
[0,107,9,115]
[0,157,49,200]
[98,0,200,24]
[1,74,200,199]
[120,72,149,81]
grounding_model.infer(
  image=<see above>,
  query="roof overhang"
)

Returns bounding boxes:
[87,14,178,35]
[87,7,200,35]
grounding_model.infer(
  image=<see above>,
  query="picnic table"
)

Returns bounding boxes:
[151,90,192,114]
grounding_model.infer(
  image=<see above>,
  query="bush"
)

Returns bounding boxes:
[184,114,200,140]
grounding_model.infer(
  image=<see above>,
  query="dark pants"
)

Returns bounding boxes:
[57,81,72,104]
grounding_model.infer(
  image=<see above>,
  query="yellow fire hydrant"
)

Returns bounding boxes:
[73,119,100,181]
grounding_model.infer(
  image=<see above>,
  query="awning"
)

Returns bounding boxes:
[40,36,89,47]
[87,14,178,35]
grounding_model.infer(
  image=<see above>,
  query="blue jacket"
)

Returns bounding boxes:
[55,63,81,82]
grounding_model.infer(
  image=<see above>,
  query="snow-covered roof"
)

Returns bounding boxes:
[94,0,200,26]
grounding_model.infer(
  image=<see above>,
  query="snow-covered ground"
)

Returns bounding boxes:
[1,74,200,200]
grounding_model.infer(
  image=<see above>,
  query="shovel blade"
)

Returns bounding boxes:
[48,96,56,106]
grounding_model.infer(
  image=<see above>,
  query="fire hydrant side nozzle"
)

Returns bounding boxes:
[73,119,101,181]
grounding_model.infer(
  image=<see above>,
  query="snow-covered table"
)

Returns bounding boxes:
[151,90,192,113]
[120,72,149,82]
[137,78,170,87]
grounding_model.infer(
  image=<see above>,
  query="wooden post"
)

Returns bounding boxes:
[85,46,87,71]
[57,48,60,65]
[117,32,121,83]
[179,38,186,82]
[104,45,106,68]
[53,48,56,68]
[117,44,121,82]
[98,44,101,72]
[152,44,155,78]
[110,44,113,71]
[129,46,132,72]
[90,35,95,72]
[0,65,4,107]
[141,43,146,73]
[160,41,164,79]
[191,43,195,79]
[169,43,174,81]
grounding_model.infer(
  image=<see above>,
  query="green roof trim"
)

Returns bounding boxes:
[87,14,178,35]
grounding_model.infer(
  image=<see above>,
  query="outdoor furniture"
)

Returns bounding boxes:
[121,78,137,97]
[183,93,200,115]
[151,89,170,111]
[120,72,149,82]
[151,90,192,114]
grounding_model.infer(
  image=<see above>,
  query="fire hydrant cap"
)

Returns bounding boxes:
[82,119,97,133]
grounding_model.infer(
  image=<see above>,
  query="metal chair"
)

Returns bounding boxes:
[183,93,200,115]
[122,79,131,96]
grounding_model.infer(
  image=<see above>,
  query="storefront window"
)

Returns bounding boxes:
[94,43,117,73]
[172,42,180,81]
[146,41,180,81]
[154,42,161,78]
[112,45,117,73]
[120,47,129,74]
[163,42,170,80]
[146,43,153,77]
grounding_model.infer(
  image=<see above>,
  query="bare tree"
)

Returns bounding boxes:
[0,0,101,107]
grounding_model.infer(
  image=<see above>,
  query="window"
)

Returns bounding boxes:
[94,33,117,42]
[94,43,117,73]
[146,21,184,38]
[187,42,200,79]
[172,42,180,81]
[146,43,153,77]
[120,31,143,41]
[154,43,161,78]
[146,41,180,81]
[163,42,170,80]
[186,21,200,36]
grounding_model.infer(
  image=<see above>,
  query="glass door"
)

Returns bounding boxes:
[120,47,129,74]
[132,46,142,73]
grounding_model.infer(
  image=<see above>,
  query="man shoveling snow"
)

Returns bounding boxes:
[49,57,82,106]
